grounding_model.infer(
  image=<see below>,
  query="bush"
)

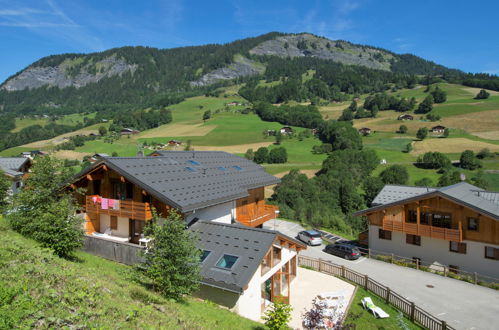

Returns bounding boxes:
[379,165,409,185]
[475,89,490,99]
[254,147,269,164]
[141,211,201,299]
[416,127,429,140]
[398,125,408,134]
[416,152,451,169]
[262,301,292,330]
[460,150,481,170]
[268,147,288,164]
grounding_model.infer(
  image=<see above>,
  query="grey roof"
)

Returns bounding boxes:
[357,182,499,221]
[74,151,280,212]
[189,220,304,293]
[0,157,29,177]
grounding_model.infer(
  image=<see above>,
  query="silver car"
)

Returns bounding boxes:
[298,230,322,246]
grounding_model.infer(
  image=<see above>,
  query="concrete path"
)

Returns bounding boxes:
[265,219,499,330]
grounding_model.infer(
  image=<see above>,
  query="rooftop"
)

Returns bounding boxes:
[0,157,30,177]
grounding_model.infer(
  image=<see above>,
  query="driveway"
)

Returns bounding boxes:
[264,219,499,330]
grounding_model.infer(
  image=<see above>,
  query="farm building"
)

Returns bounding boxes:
[280,126,293,135]
[121,128,140,135]
[431,125,446,133]
[168,140,182,147]
[398,114,414,121]
[354,182,499,279]
[358,127,372,136]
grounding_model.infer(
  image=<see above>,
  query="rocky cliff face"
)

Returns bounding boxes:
[190,56,264,87]
[249,34,394,71]
[2,56,136,91]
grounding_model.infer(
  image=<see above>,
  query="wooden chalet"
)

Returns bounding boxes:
[398,114,414,121]
[355,183,499,278]
[69,151,281,244]
[431,125,446,133]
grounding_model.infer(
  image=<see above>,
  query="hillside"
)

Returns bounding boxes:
[0,218,261,329]
[0,32,463,115]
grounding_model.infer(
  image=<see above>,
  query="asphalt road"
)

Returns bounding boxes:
[264,219,499,330]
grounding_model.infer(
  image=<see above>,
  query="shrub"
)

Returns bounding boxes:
[379,165,409,185]
[254,147,269,164]
[268,147,288,164]
[416,127,429,140]
[475,89,490,99]
[262,301,292,330]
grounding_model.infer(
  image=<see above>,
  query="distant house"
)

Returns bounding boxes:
[21,150,47,159]
[311,128,319,136]
[280,126,293,135]
[90,153,109,163]
[0,157,31,194]
[168,140,182,147]
[431,125,446,133]
[121,128,140,135]
[191,220,306,321]
[226,102,242,106]
[358,127,372,136]
[398,114,414,121]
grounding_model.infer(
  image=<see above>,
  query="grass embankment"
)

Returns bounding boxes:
[344,287,422,330]
[0,218,262,329]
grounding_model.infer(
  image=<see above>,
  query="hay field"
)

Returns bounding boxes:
[413,138,499,155]
[52,150,91,160]
[138,123,216,138]
[192,142,273,153]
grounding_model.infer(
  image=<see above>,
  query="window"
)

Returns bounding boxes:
[232,165,243,171]
[406,234,421,246]
[432,213,452,229]
[449,241,467,254]
[407,210,417,223]
[467,217,479,231]
[217,166,227,171]
[15,181,21,189]
[216,254,239,270]
[93,180,101,195]
[485,246,499,260]
[378,229,392,240]
[187,160,200,166]
[200,250,211,262]
[420,212,431,225]
[185,167,196,172]
[110,216,118,230]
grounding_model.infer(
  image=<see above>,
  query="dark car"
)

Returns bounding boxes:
[324,243,361,260]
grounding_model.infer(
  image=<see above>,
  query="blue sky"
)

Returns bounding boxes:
[1,0,498,82]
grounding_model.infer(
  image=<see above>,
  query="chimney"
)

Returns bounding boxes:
[136,150,144,157]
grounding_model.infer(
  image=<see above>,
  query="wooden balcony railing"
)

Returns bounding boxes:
[383,219,462,242]
[85,195,153,221]
[238,204,279,227]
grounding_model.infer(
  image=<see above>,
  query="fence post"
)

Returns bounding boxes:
[441,320,447,330]
[444,267,448,277]
[474,272,478,285]
[391,253,394,264]
[368,248,371,259]
[416,259,419,270]
[319,258,323,272]
[385,287,391,303]
[410,302,415,322]
[341,265,345,278]
[364,274,369,289]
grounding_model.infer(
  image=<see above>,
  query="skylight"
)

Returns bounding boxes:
[185,166,197,172]
[232,165,243,171]
[217,166,227,171]
[201,250,211,262]
[216,254,239,270]
[187,160,201,166]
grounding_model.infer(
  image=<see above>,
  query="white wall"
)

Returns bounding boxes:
[368,225,499,279]
[185,201,235,225]
[10,179,22,194]
[99,214,130,238]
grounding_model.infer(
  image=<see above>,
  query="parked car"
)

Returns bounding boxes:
[324,243,361,260]
[297,230,322,246]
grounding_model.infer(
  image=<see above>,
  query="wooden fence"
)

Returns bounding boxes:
[298,255,454,330]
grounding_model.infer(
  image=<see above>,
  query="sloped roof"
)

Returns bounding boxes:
[0,157,30,177]
[356,182,499,220]
[72,151,280,212]
[189,220,305,293]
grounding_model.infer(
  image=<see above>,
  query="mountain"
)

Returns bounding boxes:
[0,32,465,115]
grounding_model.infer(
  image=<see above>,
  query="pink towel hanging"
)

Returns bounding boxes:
[101,198,109,210]
[108,199,115,208]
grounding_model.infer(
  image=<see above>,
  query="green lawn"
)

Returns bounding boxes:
[344,287,423,329]
[11,117,49,132]
[0,218,262,329]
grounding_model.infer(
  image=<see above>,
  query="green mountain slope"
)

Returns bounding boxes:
[0,218,261,329]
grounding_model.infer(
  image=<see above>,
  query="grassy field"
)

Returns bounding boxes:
[11,117,48,132]
[0,218,262,329]
[344,287,422,329]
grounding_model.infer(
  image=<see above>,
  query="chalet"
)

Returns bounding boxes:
[21,150,47,159]
[0,157,31,194]
[358,127,372,136]
[431,125,446,133]
[168,140,182,147]
[121,128,140,135]
[90,153,109,163]
[354,182,499,279]
[192,220,305,321]
[69,151,281,243]
[398,114,414,121]
[280,126,293,135]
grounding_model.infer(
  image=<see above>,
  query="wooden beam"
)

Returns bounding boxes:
[142,189,148,196]
[102,165,108,171]
[120,176,126,183]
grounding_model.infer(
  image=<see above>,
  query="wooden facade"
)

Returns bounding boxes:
[72,165,278,234]
[366,196,499,245]
[236,187,279,227]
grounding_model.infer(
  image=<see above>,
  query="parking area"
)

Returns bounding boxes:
[264,219,499,330]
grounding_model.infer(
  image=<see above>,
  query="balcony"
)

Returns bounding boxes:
[239,204,279,227]
[85,195,153,221]
[383,219,462,242]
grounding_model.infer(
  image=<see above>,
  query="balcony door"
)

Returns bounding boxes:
[129,219,145,244]
[112,180,134,200]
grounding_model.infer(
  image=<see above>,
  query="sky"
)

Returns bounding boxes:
[1,0,498,82]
